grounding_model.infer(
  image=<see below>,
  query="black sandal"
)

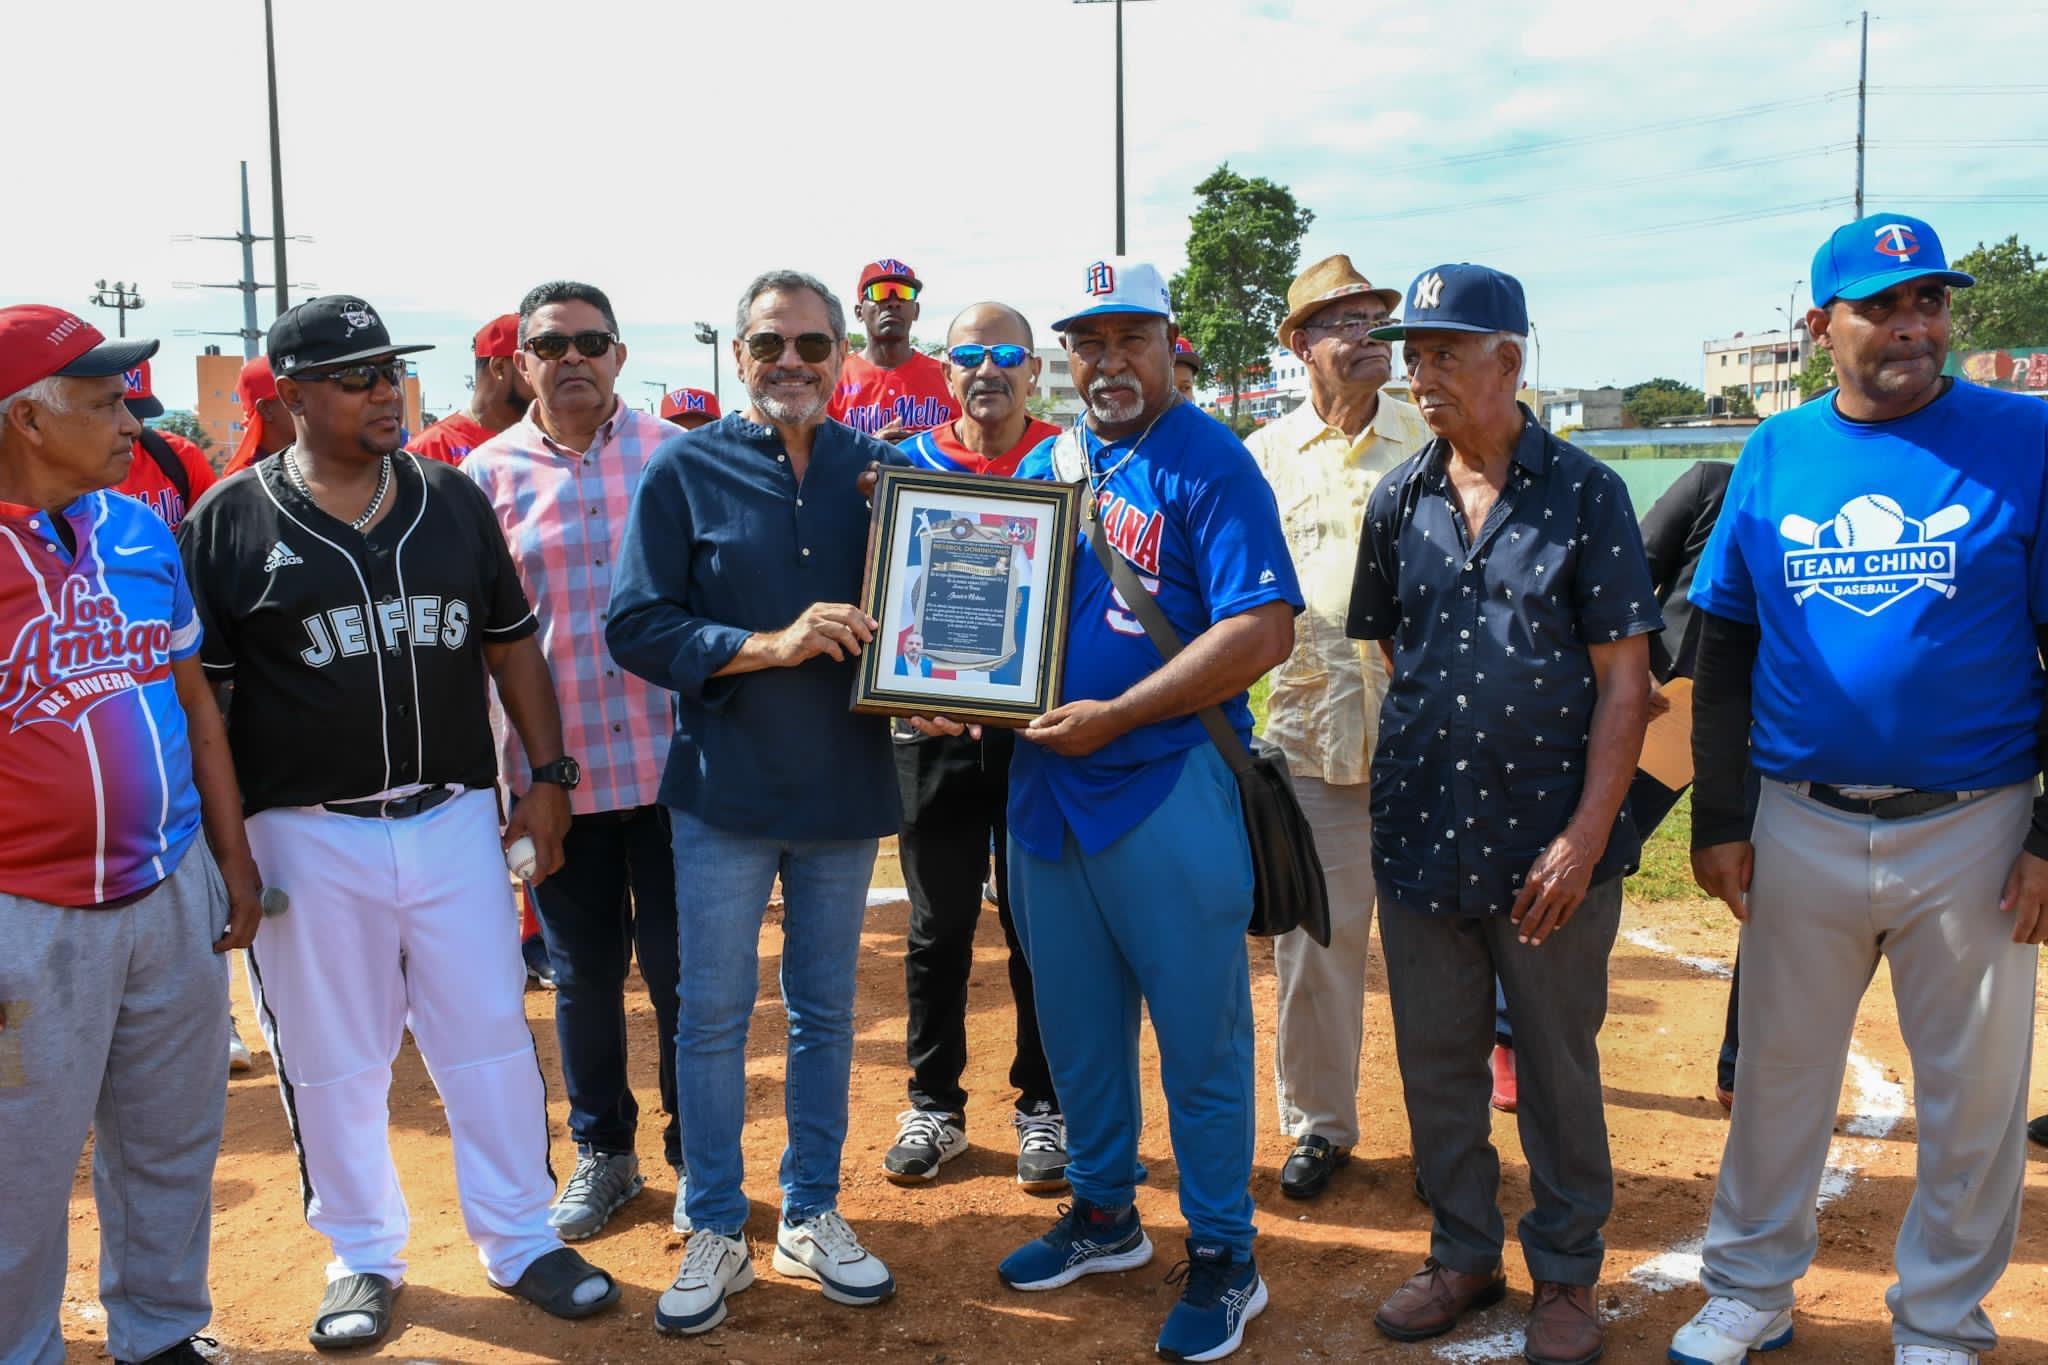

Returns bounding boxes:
[494,1247,620,1320]
[308,1272,399,1351]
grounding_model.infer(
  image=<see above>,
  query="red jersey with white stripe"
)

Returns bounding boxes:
[0,490,204,906]
[406,411,494,466]
[115,431,218,532]
[827,352,957,436]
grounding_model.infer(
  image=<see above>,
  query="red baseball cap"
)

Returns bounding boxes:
[857,259,922,294]
[660,387,721,421]
[236,355,276,407]
[1172,335,1202,372]
[123,358,165,419]
[474,313,520,359]
[0,304,157,400]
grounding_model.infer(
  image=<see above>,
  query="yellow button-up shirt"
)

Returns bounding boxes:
[1244,391,1432,786]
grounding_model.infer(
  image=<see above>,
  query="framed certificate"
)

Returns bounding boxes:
[852,466,1081,725]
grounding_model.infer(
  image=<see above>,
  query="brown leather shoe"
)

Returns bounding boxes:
[1524,1281,1603,1365]
[1372,1257,1508,1342]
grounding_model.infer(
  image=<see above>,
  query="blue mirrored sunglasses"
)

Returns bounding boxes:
[947,343,1030,370]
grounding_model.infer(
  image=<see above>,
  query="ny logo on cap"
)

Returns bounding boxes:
[123,368,144,395]
[1872,223,1920,262]
[1413,272,1446,310]
[1087,261,1117,297]
[340,301,378,337]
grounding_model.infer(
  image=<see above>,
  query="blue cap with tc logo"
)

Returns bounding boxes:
[1367,264,1528,340]
[1811,212,1975,307]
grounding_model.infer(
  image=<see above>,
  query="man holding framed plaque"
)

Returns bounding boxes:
[945,258,1300,1364]
[877,303,1069,1191]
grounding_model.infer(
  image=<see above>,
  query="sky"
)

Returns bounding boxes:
[5,0,2043,417]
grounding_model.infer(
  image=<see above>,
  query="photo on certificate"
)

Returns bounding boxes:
[853,466,1081,725]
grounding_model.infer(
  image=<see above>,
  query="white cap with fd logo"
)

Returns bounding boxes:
[1052,257,1174,332]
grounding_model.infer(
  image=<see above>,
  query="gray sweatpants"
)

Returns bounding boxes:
[1700,779,2038,1354]
[0,844,230,1365]
[1379,877,1623,1286]
[1273,776,1375,1146]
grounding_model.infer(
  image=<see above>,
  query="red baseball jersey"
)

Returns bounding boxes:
[827,352,957,437]
[115,431,218,533]
[406,411,493,466]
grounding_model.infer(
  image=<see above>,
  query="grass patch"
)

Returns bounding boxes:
[1249,675,1270,733]
[1627,787,1698,901]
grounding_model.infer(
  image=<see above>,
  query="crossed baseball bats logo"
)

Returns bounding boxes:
[1779,501,1968,605]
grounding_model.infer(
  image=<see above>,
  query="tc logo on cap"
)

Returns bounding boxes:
[1413,272,1446,310]
[1873,223,1920,262]
[1087,261,1117,296]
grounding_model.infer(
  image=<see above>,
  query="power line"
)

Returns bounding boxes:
[1868,83,2048,93]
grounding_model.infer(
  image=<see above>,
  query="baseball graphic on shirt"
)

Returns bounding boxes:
[1832,494,1908,549]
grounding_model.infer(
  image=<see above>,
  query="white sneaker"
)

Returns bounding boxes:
[1669,1296,1794,1364]
[228,1020,253,1073]
[654,1230,751,1335]
[1896,1348,1977,1364]
[772,1210,896,1306]
[672,1167,692,1234]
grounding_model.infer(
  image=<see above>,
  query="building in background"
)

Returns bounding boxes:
[1032,346,1085,421]
[1702,323,1809,417]
[193,346,423,458]
[1534,386,1628,433]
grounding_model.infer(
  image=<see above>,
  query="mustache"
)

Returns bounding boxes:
[1086,375,1141,399]
[967,379,1012,399]
[762,368,817,385]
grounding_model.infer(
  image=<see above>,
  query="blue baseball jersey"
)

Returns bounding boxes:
[1691,380,2048,790]
[1008,402,1302,858]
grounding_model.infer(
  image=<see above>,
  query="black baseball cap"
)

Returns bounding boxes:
[267,295,432,377]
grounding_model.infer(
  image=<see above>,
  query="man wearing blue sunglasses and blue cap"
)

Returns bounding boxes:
[1348,263,1658,1365]
[1671,216,2048,1365]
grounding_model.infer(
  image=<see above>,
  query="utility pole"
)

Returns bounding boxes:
[693,323,721,408]
[264,0,290,316]
[1074,0,1154,254]
[642,379,669,414]
[88,280,145,338]
[1854,10,1868,219]
[173,162,314,357]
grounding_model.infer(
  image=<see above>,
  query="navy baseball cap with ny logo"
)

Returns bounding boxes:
[1811,212,1975,307]
[1368,264,1528,340]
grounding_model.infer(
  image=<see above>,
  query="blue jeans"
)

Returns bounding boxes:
[1009,744,1258,1255]
[669,808,877,1236]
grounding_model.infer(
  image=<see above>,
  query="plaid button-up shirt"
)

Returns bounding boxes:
[465,400,680,815]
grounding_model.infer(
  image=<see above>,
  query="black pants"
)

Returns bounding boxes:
[895,728,1056,1117]
[528,803,682,1166]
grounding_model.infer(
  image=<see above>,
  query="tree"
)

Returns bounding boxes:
[1621,377,1705,425]
[1170,164,1314,424]
[1718,385,1756,418]
[154,411,213,450]
[1794,347,1836,400]
[1949,235,2048,351]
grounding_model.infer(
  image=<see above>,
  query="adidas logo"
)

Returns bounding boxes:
[263,540,304,574]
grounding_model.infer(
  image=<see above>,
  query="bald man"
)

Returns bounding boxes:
[880,303,1070,1192]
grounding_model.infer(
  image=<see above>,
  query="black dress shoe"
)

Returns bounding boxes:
[1280,1134,1350,1199]
[2029,1114,2048,1147]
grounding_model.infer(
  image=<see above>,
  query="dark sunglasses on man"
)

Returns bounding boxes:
[744,332,838,364]
[523,330,618,361]
[946,344,1029,370]
[295,359,408,393]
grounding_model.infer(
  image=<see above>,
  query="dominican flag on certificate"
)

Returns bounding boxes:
[893,504,1038,687]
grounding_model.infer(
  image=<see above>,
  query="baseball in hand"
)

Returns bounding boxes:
[506,835,539,880]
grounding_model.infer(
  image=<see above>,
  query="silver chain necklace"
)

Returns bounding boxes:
[287,448,390,532]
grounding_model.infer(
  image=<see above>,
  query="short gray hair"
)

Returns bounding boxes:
[735,270,845,340]
[1484,331,1529,382]
[0,376,70,417]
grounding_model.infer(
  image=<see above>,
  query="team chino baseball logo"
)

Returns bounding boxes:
[1779,493,1970,614]
[0,578,173,731]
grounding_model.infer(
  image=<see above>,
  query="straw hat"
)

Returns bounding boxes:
[1276,254,1402,350]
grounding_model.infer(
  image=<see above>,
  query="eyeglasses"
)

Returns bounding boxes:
[744,332,838,363]
[523,330,617,361]
[1304,316,1394,340]
[296,360,407,393]
[862,281,918,303]
[947,344,1029,370]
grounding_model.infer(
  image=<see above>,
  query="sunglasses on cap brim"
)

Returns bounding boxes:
[523,330,617,361]
[744,332,838,363]
[295,360,407,393]
[947,344,1029,370]
[862,281,918,303]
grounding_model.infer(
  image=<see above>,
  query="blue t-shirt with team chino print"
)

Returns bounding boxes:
[1691,378,2048,791]
[1007,401,1303,858]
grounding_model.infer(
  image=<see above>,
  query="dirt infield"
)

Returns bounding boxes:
[59,848,2048,1363]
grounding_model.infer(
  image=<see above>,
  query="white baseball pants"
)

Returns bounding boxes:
[245,789,561,1287]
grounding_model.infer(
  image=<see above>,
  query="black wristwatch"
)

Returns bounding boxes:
[530,756,582,791]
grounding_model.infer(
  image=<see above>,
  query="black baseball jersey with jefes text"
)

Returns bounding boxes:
[177,451,537,813]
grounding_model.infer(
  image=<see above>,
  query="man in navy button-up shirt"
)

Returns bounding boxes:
[1345,264,1655,1365]
[607,270,907,1335]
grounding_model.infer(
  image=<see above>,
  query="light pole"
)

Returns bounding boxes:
[263,0,290,317]
[1775,280,1803,415]
[88,280,145,337]
[693,322,720,408]
[643,379,668,414]
[1073,0,1156,254]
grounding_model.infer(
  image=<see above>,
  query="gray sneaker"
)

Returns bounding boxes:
[549,1150,643,1241]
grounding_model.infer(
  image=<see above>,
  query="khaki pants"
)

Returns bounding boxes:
[1273,777,1375,1147]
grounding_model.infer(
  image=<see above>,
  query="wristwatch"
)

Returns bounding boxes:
[530,756,582,791]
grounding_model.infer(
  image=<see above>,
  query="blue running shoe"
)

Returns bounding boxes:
[998,1199,1153,1291]
[1156,1241,1267,1362]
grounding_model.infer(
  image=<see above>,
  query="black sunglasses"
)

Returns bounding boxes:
[296,360,407,393]
[524,330,617,361]
[745,332,837,364]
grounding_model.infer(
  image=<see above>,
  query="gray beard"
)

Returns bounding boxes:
[755,388,827,426]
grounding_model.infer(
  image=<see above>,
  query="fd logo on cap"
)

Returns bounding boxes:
[1413,272,1445,310]
[340,301,379,337]
[1872,223,1920,262]
[1087,262,1117,296]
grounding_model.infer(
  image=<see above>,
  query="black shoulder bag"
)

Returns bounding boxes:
[1080,493,1332,946]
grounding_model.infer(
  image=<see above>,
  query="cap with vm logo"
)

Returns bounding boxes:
[1811,212,1976,308]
